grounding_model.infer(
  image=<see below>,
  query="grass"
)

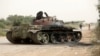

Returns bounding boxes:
[92,26,100,44]
[91,22,100,56]
[0,28,6,36]
[0,25,11,36]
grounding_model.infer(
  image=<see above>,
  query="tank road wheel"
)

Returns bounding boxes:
[75,32,82,42]
[50,33,58,44]
[32,31,49,44]
[41,33,49,44]
[6,31,22,44]
[71,32,82,42]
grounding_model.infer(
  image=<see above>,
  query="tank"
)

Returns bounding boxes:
[6,11,82,44]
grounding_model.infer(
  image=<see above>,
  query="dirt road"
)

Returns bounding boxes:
[0,29,94,56]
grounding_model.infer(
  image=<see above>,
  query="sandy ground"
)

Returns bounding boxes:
[0,27,95,56]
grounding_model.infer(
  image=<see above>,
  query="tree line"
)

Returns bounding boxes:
[0,15,35,29]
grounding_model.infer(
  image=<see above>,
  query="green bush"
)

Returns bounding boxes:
[0,23,5,28]
[0,15,35,36]
[7,15,35,26]
[0,29,6,36]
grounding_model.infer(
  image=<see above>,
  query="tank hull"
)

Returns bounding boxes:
[6,24,82,44]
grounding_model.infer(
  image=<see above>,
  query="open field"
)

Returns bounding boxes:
[0,26,96,56]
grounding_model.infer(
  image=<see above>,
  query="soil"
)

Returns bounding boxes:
[0,27,95,56]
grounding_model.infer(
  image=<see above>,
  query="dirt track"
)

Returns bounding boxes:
[0,28,94,56]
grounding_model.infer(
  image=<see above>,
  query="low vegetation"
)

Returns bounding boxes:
[92,19,100,43]
[0,15,35,36]
[92,19,100,56]
[95,20,100,40]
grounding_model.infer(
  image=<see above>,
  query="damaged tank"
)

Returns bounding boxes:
[6,11,82,44]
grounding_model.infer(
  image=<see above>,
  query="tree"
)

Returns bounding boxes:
[0,18,6,28]
[6,15,35,26]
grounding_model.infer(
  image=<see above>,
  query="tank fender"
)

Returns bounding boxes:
[28,30,40,33]
[73,29,81,32]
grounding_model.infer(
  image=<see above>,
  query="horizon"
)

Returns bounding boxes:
[0,0,99,23]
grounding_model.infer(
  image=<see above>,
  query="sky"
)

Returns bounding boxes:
[0,0,99,23]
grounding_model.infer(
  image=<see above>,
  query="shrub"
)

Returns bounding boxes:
[95,19,100,40]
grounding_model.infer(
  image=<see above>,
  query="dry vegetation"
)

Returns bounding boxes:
[91,20,100,56]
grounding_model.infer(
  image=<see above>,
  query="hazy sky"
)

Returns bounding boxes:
[0,0,99,23]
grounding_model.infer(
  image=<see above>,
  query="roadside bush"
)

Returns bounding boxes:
[0,29,6,36]
[95,19,100,41]
[0,23,5,28]
[92,19,100,56]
